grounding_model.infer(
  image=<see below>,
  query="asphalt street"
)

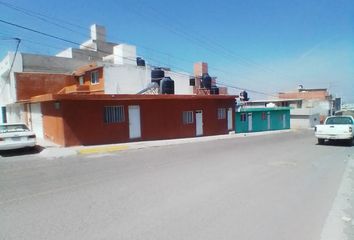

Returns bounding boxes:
[0,130,353,240]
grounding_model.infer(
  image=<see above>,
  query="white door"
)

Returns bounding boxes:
[128,105,141,139]
[267,112,271,130]
[30,103,44,138]
[248,113,253,132]
[196,110,203,136]
[227,108,233,130]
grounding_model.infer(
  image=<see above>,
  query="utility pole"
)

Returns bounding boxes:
[7,37,21,77]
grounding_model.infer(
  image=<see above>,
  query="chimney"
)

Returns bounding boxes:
[91,24,106,41]
[194,62,208,77]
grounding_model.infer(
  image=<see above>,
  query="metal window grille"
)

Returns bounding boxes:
[183,111,194,124]
[104,106,125,123]
[217,108,226,119]
[91,71,99,84]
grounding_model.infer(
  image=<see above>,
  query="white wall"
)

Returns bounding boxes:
[22,53,91,73]
[113,44,137,66]
[0,52,23,123]
[104,64,150,94]
[104,64,194,95]
[164,70,193,95]
[6,103,24,123]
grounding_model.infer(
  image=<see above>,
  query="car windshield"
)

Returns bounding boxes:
[0,124,30,133]
[326,117,353,125]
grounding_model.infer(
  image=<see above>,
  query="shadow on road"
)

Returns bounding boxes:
[0,145,44,157]
[317,140,353,147]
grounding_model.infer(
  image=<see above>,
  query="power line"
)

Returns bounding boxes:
[0,18,150,63]
[0,1,88,33]
[7,37,21,77]
[0,1,263,82]
[130,0,291,79]
[1,0,294,88]
[0,19,276,98]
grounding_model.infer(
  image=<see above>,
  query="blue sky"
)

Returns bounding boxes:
[1,0,353,102]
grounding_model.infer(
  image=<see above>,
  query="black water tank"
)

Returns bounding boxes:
[240,90,249,101]
[136,57,145,66]
[202,73,212,89]
[210,86,219,95]
[189,77,195,86]
[151,68,165,85]
[160,77,175,94]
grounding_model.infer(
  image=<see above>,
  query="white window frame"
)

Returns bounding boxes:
[183,111,194,124]
[104,106,125,124]
[217,108,226,120]
[79,76,84,85]
[91,71,99,85]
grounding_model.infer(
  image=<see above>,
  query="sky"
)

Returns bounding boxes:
[0,0,353,102]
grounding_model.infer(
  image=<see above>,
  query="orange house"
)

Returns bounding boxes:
[30,94,236,146]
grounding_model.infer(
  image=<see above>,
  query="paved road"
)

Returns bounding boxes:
[0,130,353,240]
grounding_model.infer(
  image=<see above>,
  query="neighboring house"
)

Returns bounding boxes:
[1,24,227,125]
[244,86,338,129]
[235,107,290,133]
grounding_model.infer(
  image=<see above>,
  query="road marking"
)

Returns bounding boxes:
[77,145,129,155]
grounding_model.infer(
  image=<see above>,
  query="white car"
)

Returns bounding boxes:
[315,116,354,145]
[0,123,36,150]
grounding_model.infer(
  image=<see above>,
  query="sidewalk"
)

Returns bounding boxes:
[39,129,292,158]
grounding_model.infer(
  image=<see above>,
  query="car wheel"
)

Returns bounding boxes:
[318,139,325,145]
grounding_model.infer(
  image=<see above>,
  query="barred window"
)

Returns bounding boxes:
[104,106,125,123]
[183,111,194,124]
[217,108,226,120]
[261,112,267,120]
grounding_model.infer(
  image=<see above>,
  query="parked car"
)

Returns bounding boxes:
[315,116,354,145]
[0,123,36,150]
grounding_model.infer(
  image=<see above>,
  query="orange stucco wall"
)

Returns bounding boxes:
[15,73,77,101]
[41,97,235,146]
[81,68,104,92]
[41,102,66,146]
[278,90,328,100]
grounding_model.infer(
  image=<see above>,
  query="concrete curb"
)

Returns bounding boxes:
[39,129,293,158]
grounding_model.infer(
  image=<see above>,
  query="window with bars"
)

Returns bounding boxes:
[182,111,194,124]
[261,112,267,120]
[104,106,125,123]
[217,108,226,120]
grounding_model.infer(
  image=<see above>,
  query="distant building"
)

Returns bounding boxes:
[235,107,290,133]
[244,86,339,129]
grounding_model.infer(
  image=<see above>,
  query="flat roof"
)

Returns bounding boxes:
[247,98,302,103]
[238,107,291,112]
[28,93,238,103]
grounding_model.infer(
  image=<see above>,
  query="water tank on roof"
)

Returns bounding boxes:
[136,57,145,66]
[210,86,219,95]
[160,77,175,94]
[151,68,165,86]
[201,73,212,89]
[240,90,249,101]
